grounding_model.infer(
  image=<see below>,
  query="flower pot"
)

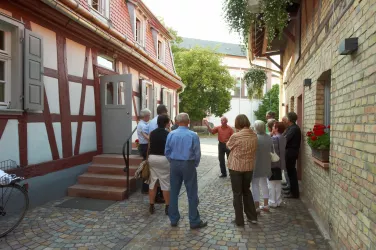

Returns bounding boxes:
[311,148,329,162]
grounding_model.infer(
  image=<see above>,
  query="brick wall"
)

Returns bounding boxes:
[282,0,376,249]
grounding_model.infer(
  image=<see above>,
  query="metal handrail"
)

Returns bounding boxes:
[122,127,137,197]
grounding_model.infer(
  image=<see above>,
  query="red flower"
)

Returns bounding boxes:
[135,139,139,143]
[314,129,325,136]
[327,125,330,129]
[306,131,313,136]
[310,136,318,141]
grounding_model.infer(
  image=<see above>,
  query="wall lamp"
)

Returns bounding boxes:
[339,38,358,55]
[304,79,312,87]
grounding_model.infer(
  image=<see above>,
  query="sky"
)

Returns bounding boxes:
[142,0,242,44]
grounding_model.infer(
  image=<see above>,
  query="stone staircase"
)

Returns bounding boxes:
[68,154,143,201]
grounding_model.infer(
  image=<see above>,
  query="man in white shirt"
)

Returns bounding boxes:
[148,104,169,133]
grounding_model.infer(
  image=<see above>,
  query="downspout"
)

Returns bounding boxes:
[40,0,184,87]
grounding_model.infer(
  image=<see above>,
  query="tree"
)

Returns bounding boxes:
[174,47,235,121]
[254,84,279,122]
[158,17,184,54]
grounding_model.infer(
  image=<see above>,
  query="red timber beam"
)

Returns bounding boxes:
[0,119,7,140]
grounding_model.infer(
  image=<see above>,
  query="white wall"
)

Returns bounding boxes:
[207,99,261,128]
[27,123,52,164]
[30,22,57,70]
[66,39,86,77]
[44,76,60,114]
[0,120,20,165]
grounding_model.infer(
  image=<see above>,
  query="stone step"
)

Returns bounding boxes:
[78,173,135,188]
[92,154,143,166]
[68,184,127,201]
[87,164,138,176]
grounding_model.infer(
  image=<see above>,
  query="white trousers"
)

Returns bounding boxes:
[251,177,269,202]
[268,180,282,207]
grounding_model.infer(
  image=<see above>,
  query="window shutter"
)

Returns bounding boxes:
[139,79,146,110]
[154,86,158,116]
[151,29,158,54]
[160,88,165,104]
[294,8,301,64]
[149,85,154,117]
[24,29,44,111]
[169,92,173,115]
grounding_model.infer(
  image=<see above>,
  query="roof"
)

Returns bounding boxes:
[179,38,247,57]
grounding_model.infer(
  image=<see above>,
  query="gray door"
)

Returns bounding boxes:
[100,74,133,154]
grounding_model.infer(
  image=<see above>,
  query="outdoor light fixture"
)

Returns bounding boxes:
[339,38,358,55]
[282,103,285,106]
[283,81,288,85]
[304,79,312,87]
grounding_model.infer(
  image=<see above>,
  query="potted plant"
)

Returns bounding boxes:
[306,124,330,162]
[135,139,140,151]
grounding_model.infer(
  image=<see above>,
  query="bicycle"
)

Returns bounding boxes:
[0,160,29,238]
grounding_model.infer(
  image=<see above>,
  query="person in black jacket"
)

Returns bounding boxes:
[283,112,301,199]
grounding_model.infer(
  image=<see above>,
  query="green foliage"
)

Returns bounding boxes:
[306,125,330,150]
[174,47,235,121]
[158,17,185,54]
[223,0,292,47]
[223,0,253,47]
[253,84,279,122]
[243,68,267,99]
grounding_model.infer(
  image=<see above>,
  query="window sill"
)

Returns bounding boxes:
[0,109,24,116]
[89,8,111,25]
[312,156,329,169]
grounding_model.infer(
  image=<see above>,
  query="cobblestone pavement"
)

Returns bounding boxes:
[0,138,330,250]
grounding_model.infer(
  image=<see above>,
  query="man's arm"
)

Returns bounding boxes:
[141,124,149,140]
[284,126,295,144]
[164,133,172,162]
[204,120,218,134]
[193,134,201,168]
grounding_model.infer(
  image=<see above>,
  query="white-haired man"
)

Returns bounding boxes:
[204,116,234,178]
[165,113,207,229]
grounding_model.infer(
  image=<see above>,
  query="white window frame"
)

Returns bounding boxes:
[97,55,115,71]
[135,14,146,47]
[88,0,110,20]
[0,29,11,107]
[157,38,165,63]
[145,81,153,110]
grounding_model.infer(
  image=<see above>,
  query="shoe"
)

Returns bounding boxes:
[171,221,179,227]
[231,220,244,227]
[261,206,270,212]
[282,186,290,191]
[247,218,257,224]
[190,220,208,229]
[149,204,155,214]
[219,174,227,178]
[281,181,287,185]
[284,194,299,199]
[165,205,169,215]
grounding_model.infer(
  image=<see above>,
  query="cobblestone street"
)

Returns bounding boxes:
[0,138,330,250]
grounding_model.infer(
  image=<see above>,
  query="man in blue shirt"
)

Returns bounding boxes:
[137,108,151,160]
[149,104,168,133]
[165,113,207,229]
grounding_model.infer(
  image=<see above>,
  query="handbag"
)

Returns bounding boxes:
[270,140,280,162]
[140,132,151,181]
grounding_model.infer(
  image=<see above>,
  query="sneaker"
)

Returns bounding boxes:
[261,206,270,212]
[247,218,258,224]
[231,220,244,227]
[190,221,208,229]
[219,174,227,178]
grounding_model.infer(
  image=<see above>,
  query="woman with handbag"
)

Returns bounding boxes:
[148,115,171,215]
[251,120,272,213]
[269,122,287,207]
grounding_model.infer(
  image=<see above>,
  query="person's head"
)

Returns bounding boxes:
[272,122,286,135]
[234,114,250,130]
[157,114,170,129]
[267,119,276,133]
[176,113,190,127]
[157,104,168,115]
[287,112,298,125]
[254,120,266,135]
[282,116,288,125]
[139,108,151,122]
[266,111,276,120]
[220,116,228,126]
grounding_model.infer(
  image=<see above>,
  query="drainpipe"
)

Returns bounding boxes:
[40,0,184,88]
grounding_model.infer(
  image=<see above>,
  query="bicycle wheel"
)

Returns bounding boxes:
[0,184,29,237]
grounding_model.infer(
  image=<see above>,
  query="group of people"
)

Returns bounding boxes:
[137,104,301,228]
[137,105,207,229]
[205,111,301,226]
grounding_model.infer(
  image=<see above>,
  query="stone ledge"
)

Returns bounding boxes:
[312,156,330,169]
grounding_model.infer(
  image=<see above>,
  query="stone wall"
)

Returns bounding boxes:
[282,0,376,249]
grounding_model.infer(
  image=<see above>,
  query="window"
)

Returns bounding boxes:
[324,81,331,127]
[90,0,109,18]
[233,78,241,97]
[136,18,141,43]
[157,40,165,62]
[97,55,114,70]
[0,29,11,105]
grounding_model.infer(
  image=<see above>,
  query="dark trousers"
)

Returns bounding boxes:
[229,169,257,225]
[218,142,230,176]
[286,156,300,198]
